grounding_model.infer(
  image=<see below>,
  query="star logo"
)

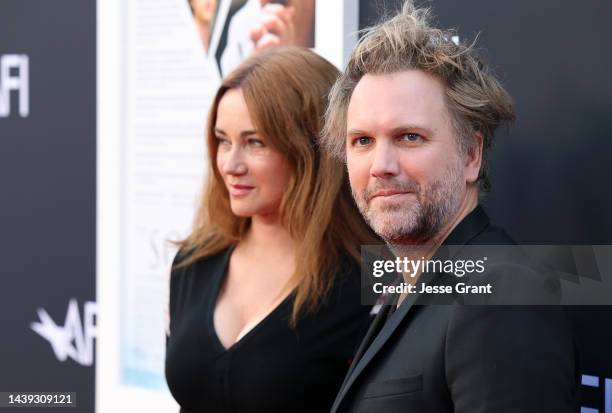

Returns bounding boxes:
[31,299,97,366]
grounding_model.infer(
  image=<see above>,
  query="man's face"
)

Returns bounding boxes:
[191,0,217,24]
[346,70,471,245]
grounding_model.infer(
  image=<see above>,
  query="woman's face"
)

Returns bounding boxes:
[214,88,291,220]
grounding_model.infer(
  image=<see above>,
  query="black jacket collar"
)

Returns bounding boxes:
[443,204,490,246]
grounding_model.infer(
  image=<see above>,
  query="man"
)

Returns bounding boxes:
[321,2,579,412]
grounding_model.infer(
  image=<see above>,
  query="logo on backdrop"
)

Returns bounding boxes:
[0,54,29,118]
[582,374,612,413]
[30,299,97,366]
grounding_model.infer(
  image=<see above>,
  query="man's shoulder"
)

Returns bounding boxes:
[469,222,516,246]
[445,205,515,247]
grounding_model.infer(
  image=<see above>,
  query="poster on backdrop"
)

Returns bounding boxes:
[98,0,354,410]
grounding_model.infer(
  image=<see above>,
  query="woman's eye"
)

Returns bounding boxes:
[216,136,230,146]
[247,138,264,147]
[401,133,422,142]
[354,136,372,146]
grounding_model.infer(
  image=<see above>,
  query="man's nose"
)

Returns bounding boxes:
[370,139,400,178]
[222,147,247,176]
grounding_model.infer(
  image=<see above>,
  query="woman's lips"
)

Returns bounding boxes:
[228,184,254,197]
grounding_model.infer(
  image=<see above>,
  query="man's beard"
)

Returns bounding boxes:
[352,160,464,246]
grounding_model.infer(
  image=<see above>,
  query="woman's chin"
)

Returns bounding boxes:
[229,207,253,218]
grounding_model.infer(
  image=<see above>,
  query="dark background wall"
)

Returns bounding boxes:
[0,1,96,412]
[359,0,612,245]
[361,1,612,411]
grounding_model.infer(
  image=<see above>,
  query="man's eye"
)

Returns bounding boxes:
[401,133,422,142]
[354,136,372,146]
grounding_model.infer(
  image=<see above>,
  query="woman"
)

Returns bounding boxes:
[165,47,376,413]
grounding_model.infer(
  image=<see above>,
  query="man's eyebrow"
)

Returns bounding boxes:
[346,124,434,137]
[390,124,434,136]
[346,128,369,137]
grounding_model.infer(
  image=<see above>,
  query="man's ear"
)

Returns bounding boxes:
[464,132,484,184]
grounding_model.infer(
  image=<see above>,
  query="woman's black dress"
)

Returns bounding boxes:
[165,247,371,413]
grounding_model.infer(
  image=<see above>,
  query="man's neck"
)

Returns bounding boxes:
[194,20,211,51]
[431,185,479,248]
[396,185,479,304]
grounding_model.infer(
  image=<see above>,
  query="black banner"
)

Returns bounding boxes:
[0,1,96,412]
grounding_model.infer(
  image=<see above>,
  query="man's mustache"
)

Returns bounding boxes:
[363,179,420,201]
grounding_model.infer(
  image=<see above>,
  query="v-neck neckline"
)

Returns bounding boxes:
[207,247,294,353]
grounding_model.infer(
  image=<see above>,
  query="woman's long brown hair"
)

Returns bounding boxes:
[175,47,378,324]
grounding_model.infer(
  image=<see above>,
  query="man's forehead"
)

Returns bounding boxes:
[347,70,450,134]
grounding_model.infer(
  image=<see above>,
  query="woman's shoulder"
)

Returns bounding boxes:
[321,257,369,314]
[171,246,232,280]
[296,257,371,350]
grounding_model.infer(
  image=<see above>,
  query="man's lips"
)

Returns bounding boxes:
[369,189,412,200]
[228,184,254,197]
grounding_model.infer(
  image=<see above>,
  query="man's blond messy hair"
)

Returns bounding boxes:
[321,0,515,192]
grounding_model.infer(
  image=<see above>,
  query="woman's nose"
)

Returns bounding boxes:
[222,147,248,176]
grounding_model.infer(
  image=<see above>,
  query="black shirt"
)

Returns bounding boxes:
[165,248,371,413]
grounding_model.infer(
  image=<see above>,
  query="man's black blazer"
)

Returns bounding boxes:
[331,205,580,413]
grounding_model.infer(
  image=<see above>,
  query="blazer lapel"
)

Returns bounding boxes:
[347,305,391,377]
[331,286,423,412]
